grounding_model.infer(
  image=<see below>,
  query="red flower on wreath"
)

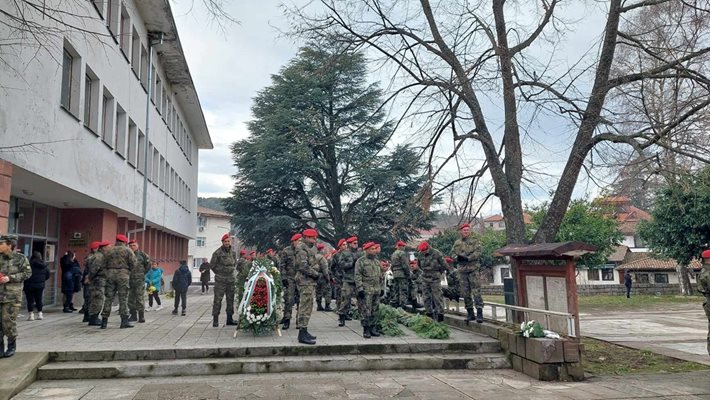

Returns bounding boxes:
[249,277,270,313]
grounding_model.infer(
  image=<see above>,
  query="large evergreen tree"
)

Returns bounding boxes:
[224,44,431,249]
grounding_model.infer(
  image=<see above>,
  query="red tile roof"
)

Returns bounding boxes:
[197,206,231,219]
[608,245,629,263]
[617,256,702,271]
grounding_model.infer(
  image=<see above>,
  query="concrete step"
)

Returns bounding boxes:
[37,352,511,380]
[48,340,501,362]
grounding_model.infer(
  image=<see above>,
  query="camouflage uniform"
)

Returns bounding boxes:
[279,245,298,322]
[86,250,106,317]
[417,248,447,317]
[389,248,410,307]
[0,250,31,340]
[698,264,710,355]
[209,245,237,317]
[451,234,484,310]
[354,253,382,328]
[315,253,331,309]
[235,256,250,305]
[101,244,137,319]
[295,242,320,329]
[409,266,422,304]
[128,249,150,317]
[330,256,342,310]
[336,249,358,317]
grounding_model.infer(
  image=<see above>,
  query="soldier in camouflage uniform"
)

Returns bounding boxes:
[295,229,321,344]
[209,234,238,327]
[315,243,332,311]
[416,241,447,321]
[336,236,360,327]
[279,234,301,330]
[82,241,101,323]
[87,241,110,326]
[331,240,346,312]
[266,248,279,270]
[128,240,150,323]
[0,234,31,357]
[235,249,251,307]
[699,250,710,355]
[450,223,484,323]
[389,240,410,308]
[355,242,383,338]
[409,260,422,308]
[101,235,138,329]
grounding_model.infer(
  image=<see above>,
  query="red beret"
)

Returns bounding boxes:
[116,234,129,243]
[240,250,247,256]
[267,248,273,253]
[303,228,318,238]
[337,239,346,247]
[100,240,110,247]
[89,241,101,251]
[702,250,710,259]
[460,223,470,230]
[444,256,454,264]
[363,242,376,250]
[221,233,230,242]
[317,243,325,250]
[346,236,358,243]
[417,242,429,252]
[250,251,256,255]
[128,240,137,245]
[290,233,302,242]
[395,240,406,247]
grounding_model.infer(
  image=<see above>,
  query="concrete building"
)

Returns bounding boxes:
[0,1,212,304]
[187,206,234,280]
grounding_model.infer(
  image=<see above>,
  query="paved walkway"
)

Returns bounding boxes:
[15,369,710,399]
[580,303,710,366]
[15,287,492,352]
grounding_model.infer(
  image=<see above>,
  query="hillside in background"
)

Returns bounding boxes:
[198,197,227,212]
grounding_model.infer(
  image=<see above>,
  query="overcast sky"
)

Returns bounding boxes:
[173,1,611,214]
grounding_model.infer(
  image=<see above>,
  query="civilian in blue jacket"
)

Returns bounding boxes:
[145,260,164,311]
[172,260,192,316]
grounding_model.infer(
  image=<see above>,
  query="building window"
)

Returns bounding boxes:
[127,119,137,166]
[154,74,161,108]
[500,268,510,280]
[90,0,104,18]
[636,273,649,283]
[601,268,614,281]
[131,26,140,75]
[140,45,149,88]
[83,66,100,134]
[161,87,167,119]
[119,5,130,59]
[152,148,160,184]
[106,0,118,38]
[196,237,206,247]
[586,269,599,281]
[198,216,206,227]
[101,88,115,147]
[114,104,127,157]
[60,42,81,117]
[159,156,166,191]
[137,131,146,174]
[654,273,669,284]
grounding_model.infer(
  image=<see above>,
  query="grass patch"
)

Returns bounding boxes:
[582,337,709,375]
[482,294,703,312]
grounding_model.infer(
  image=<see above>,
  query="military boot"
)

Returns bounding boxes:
[323,301,333,312]
[338,314,346,327]
[0,338,4,358]
[363,326,371,339]
[370,325,381,337]
[212,315,219,327]
[138,310,145,323]
[305,328,317,340]
[4,338,16,358]
[88,314,101,326]
[226,314,237,326]
[100,318,108,329]
[120,316,134,329]
[282,319,290,330]
[298,328,315,345]
[128,311,138,322]
[466,308,474,322]
[82,310,90,322]
[316,299,324,311]
[476,308,483,324]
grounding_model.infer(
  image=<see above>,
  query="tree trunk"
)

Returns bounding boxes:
[677,264,692,296]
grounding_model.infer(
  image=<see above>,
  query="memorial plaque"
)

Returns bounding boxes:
[525,275,545,309]
[546,277,568,313]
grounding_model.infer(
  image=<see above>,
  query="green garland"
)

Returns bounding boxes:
[237,257,283,336]
[376,304,450,339]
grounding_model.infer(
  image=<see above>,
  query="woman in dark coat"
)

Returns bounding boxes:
[23,251,51,321]
[60,252,82,313]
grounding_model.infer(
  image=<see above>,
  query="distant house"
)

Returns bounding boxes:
[482,213,532,231]
[616,255,702,285]
[597,196,651,250]
[187,206,237,274]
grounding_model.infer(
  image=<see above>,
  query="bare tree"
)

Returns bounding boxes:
[288,0,710,249]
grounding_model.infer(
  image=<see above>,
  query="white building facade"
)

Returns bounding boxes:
[187,206,233,278]
[0,0,212,303]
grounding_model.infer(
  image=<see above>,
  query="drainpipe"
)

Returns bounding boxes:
[128,32,164,239]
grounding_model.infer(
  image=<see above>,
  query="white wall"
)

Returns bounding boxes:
[188,215,232,266]
[0,1,199,237]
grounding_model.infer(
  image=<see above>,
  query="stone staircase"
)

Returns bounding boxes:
[37,340,510,380]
